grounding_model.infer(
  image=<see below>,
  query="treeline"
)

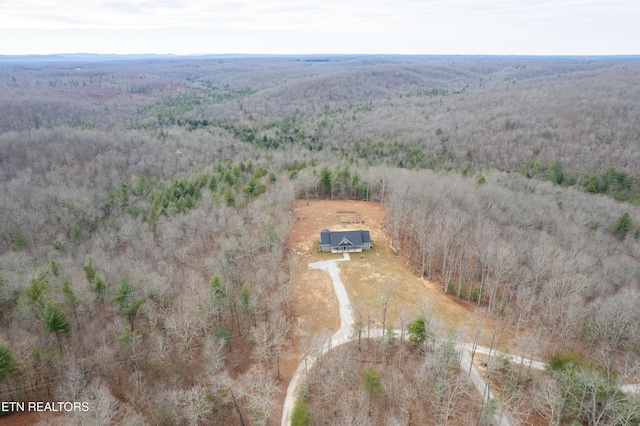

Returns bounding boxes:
[524,161,640,205]
[374,167,640,424]
[381,168,640,368]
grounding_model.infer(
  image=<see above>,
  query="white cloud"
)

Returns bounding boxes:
[0,0,638,54]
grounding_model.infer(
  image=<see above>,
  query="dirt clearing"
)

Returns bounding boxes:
[288,200,493,345]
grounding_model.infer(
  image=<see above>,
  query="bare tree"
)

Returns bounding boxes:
[243,366,281,426]
[165,299,204,363]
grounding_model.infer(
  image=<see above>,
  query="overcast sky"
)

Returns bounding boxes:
[0,0,638,55]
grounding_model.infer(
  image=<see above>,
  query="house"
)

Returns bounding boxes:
[319,229,372,253]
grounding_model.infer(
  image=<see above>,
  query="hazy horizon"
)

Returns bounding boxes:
[1,1,638,56]
[2,52,640,65]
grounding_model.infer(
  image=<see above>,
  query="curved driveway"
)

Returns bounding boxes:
[280,253,569,426]
[281,251,640,425]
[281,254,353,426]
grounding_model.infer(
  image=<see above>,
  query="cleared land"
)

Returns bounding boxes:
[288,199,495,346]
[284,199,520,426]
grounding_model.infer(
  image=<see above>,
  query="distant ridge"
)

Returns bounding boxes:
[0,53,300,64]
[0,53,184,64]
[1,53,639,64]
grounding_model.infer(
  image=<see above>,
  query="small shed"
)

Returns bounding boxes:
[319,229,372,253]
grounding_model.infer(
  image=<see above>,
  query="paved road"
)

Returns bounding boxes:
[308,253,353,340]
[458,347,511,426]
[281,253,516,426]
[281,254,352,426]
[280,254,640,426]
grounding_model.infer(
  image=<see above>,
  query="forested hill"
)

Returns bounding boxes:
[2,55,639,191]
[1,56,639,424]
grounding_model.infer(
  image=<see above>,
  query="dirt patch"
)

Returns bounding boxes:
[336,210,360,223]
[288,200,383,334]
[288,200,493,345]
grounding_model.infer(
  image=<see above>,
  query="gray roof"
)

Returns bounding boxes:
[320,229,371,247]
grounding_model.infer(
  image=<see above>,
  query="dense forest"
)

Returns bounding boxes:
[1,55,639,425]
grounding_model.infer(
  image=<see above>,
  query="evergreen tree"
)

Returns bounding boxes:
[362,368,382,416]
[291,401,311,426]
[10,229,28,252]
[319,166,332,198]
[113,280,144,331]
[408,315,427,348]
[613,212,631,239]
[41,300,71,354]
[0,344,18,383]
